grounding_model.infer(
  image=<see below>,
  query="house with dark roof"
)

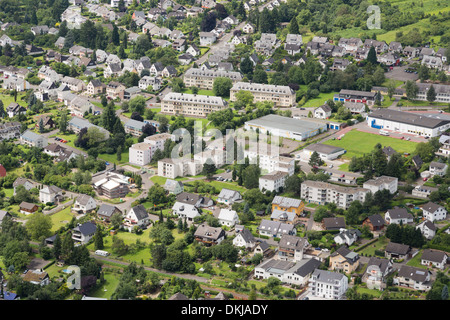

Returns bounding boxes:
[420,249,448,270]
[19,202,39,215]
[72,221,97,244]
[97,204,122,223]
[232,227,256,249]
[362,214,385,232]
[322,217,346,230]
[385,242,411,260]
[176,192,214,208]
[385,207,413,225]
[364,256,394,290]
[416,220,436,240]
[194,224,226,245]
[394,265,432,291]
[422,202,447,222]
[277,235,309,262]
[124,205,150,231]
[329,245,360,274]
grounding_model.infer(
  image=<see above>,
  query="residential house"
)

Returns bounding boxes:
[277,235,309,262]
[124,205,150,231]
[364,257,394,290]
[329,245,360,274]
[72,194,97,214]
[322,217,346,231]
[23,270,50,286]
[403,46,420,58]
[86,79,106,95]
[429,161,448,177]
[194,224,226,245]
[158,157,203,179]
[199,32,216,46]
[242,22,256,34]
[334,229,361,246]
[13,177,37,195]
[6,102,27,118]
[271,196,304,217]
[72,221,97,244]
[150,62,165,77]
[330,58,351,71]
[217,188,242,205]
[254,257,321,287]
[163,179,184,195]
[385,207,414,225]
[39,185,62,204]
[385,242,411,260]
[19,202,39,215]
[103,63,122,78]
[178,53,194,65]
[362,214,385,232]
[420,249,448,270]
[172,201,201,221]
[97,203,122,223]
[412,185,438,198]
[187,44,201,57]
[422,202,447,222]
[232,227,256,249]
[363,176,398,194]
[215,208,239,227]
[309,269,348,300]
[139,76,161,91]
[0,121,21,141]
[416,220,437,240]
[20,130,48,149]
[394,265,432,291]
[162,65,177,78]
[254,241,274,258]
[176,192,214,209]
[314,104,332,119]
[106,81,126,100]
[258,219,296,238]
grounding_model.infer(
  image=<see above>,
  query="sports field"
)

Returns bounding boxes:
[322,129,418,159]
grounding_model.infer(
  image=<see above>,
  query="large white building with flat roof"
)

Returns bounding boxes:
[367,108,450,137]
[244,114,328,141]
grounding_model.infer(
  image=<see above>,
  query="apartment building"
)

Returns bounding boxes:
[129,133,174,166]
[309,269,349,300]
[362,175,398,194]
[183,68,243,90]
[244,144,295,176]
[259,171,288,192]
[300,180,369,209]
[158,157,203,179]
[0,122,21,141]
[161,92,228,118]
[20,130,48,149]
[230,82,296,107]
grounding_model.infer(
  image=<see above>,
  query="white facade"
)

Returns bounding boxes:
[422,203,447,222]
[363,176,398,194]
[309,269,348,300]
[259,171,288,192]
[217,208,239,227]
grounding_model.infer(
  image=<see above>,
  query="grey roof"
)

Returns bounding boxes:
[19,201,38,210]
[232,82,294,95]
[304,143,345,155]
[385,242,410,255]
[422,202,444,213]
[246,114,326,135]
[131,205,148,221]
[271,209,296,222]
[164,179,183,191]
[76,194,94,206]
[382,146,397,156]
[258,219,295,236]
[278,235,308,251]
[311,269,346,283]
[21,130,44,142]
[387,207,413,220]
[218,188,241,200]
[293,258,322,277]
[272,196,302,208]
[239,227,255,243]
[322,217,346,230]
[97,204,121,217]
[369,108,450,129]
[73,221,97,236]
[365,214,385,227]
[430,161,447,169]
[397,265,430,283]
[194,224,225,240]
[331,246,359,264]
[421,249,447,263]
[367,257,391,273]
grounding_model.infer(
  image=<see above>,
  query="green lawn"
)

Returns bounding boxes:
[323,129,418,160]
[49,132,78,149]
[357,237,389,256]
[299,91,338,109]
[50,206,76,232]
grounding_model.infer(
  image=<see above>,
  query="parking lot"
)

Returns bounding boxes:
[384,62,419,82]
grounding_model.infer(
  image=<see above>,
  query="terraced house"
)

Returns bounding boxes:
[230,82,296,107]
[183,68,243,90]
[161,92,228,118]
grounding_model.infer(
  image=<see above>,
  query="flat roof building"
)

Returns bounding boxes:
[244,114,328,141]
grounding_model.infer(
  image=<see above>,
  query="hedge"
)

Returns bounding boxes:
[354,238,379,252]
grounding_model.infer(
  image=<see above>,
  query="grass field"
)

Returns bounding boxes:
[49,206,76,232]
[323,129,418,159]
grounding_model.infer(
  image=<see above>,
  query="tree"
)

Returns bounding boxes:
[308,151,323,168]
[240,56,253,75]
[289,16,299,34]
[367,46,377,65]
[111,23,120,46]
[59,112,68,133]
[202,161,217,180]
[25,212,52,241]
[284,174,302,195]
[405,80,418,100]
[242,165,260,189]
[94,228,104,250]
[129,96,146,115]
[253,69,268,84]
[213,77,233,97]
[386,79,396,99]
[427,85,436,103]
